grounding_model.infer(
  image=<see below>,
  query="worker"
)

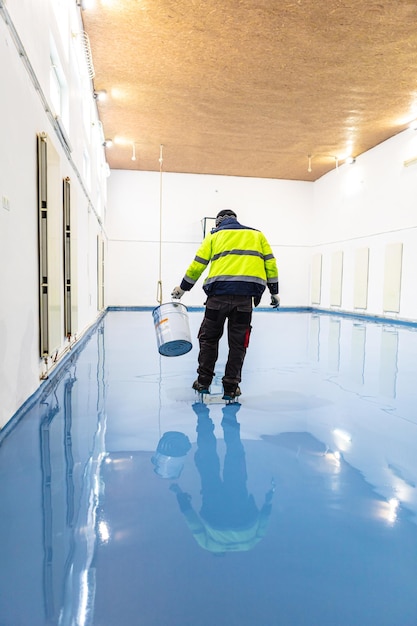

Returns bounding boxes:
[171,209,279,400]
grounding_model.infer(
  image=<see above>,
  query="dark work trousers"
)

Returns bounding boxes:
[197,295,253,387]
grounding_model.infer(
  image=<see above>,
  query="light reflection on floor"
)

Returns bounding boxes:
[1,310,417,626]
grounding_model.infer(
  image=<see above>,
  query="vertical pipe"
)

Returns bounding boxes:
[157,145,164,304]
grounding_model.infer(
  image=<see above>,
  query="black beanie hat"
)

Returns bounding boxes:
[215,209,237,226]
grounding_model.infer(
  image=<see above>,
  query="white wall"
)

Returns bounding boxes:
[105,170,313,308]
[311,130,417,320]
[0,1,108,427]
[106,129,417,321]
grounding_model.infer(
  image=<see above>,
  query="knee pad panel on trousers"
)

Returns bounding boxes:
[204,306,220,322]
[235,310,252,325]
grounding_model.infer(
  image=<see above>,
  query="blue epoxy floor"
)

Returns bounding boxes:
[1,310,417,626]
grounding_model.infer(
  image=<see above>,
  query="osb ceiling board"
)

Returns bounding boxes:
[81,0,417,181]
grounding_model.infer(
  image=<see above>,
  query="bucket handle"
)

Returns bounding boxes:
[156,280,163,305]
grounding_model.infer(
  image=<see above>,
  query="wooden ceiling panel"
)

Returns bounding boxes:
[82,0,417,181]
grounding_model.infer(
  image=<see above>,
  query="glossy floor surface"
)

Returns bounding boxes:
[1,310,417,626]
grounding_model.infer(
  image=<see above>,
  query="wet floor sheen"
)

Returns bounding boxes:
[1,310,417,626]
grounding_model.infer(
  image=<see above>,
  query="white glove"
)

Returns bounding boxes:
[270,294,280,308]
[171,286,185,300]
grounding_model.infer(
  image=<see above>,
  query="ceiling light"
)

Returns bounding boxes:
[103,139,113,148]
[346,156,356,165]
[114,136,130,145]
[110,87,126,100]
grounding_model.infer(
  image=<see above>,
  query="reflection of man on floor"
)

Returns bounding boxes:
[170,402,275,554]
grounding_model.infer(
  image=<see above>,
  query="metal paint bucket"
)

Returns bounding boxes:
[152,302,193,356]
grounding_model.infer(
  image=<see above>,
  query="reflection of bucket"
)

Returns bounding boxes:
[152,302,193,356]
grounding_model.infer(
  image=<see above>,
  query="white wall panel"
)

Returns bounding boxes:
[353,247,369,310]
[311,253,322,304]
[330,251,343,306]
[383,243,403,313]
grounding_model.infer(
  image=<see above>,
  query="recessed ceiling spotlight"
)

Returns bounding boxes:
[114,136,130,146]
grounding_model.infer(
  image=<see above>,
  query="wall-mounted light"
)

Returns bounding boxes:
[307,153,352,173]
[94,90,107,102]
[403,156,417,167]
[345,156,356,165]
[103,139,113,148]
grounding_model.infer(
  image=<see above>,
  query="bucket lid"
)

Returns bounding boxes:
[152,301,188,316]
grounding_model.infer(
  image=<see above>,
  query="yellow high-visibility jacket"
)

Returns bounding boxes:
[180,501,272,553]
[180,218,279,297]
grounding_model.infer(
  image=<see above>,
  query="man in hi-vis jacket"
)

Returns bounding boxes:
[172,209,279,400]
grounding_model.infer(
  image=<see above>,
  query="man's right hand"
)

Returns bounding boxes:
[270,294,280,308]
[171,286,185,299]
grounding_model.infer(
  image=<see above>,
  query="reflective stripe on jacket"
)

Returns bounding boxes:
[180,218,279,297]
